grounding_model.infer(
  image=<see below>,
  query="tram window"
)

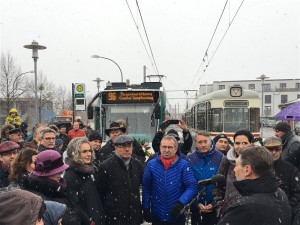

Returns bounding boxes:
[211,108,223,132]
[224,108,250,132]
[197,103,206,130]
[250,108,260,132]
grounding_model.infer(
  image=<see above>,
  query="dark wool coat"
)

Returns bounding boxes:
[95,153,143,225]
[218,176,291,225]
[280,131,300,170]
[23,174,81,225]
[274,159,300,217]
[0,163,9,188]
[64,160,106,225]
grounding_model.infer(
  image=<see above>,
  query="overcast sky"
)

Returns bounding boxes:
[1,0,299,112]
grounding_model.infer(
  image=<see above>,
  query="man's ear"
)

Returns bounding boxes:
[244,164,252,177]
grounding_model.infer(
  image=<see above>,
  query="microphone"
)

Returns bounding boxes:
[197,174,226,186]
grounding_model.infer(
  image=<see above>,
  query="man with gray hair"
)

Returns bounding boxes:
[218,146,291,225]
[37,127,57,152]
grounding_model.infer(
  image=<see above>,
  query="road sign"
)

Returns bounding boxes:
[73,83,86,111]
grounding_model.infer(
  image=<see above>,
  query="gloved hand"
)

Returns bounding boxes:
[143,208,152,222]
[170,201,184,218]
[159,120,170,131]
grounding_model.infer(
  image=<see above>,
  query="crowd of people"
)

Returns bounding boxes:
[0,109,300,225]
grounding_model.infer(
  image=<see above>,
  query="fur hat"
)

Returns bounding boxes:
[88,130,102,142]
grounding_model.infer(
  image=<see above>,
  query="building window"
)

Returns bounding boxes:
[280,83,286,88]
[264,106,271,118]
[281,95,288,103]
[248,84,255,90]
[296,83,300,88]
[219,85,225,90]
[265,95,271,104]
[263,83,271,92]
[297,94,300,99]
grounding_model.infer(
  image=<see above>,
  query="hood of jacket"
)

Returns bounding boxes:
[226,147,238,166]
[43,200,67,225]
[0,188,43,225]
[9,108,18,115]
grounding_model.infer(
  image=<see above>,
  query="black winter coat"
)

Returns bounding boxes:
[64,160,106,225]
[95,154,143,225]
[218,176,291,225]
[280,131,300,170]
[0,163,9,188]
[274,159,300,217]
[152,129,193,155]
[23,174,81,225]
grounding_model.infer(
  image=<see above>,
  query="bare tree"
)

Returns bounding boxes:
[54,85,72,114]
[0,52,29,112]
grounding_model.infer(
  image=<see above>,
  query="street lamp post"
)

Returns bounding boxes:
[93,77,104,133]
[91,55,123,82]
[256,74,270,139]
[24,40,46,124]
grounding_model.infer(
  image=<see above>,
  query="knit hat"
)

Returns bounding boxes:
[55,138,64,146]
[88,130,102,142]
[213,134,229,143]
[105,122,126,136]
[33,150,69,177]
[274,122,291,133]
[0,141,20,154]
[264,136,282,147]
[166,129,180,141]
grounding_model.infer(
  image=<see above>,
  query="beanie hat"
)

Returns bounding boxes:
[166,129,180,141]
[33,150,69,177]
[88,130,102,142]
[213,134,229,143]
[274,122,291,133]
[55,138,64,146]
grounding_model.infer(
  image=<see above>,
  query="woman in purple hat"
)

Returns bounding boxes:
[22,149,81,225]
[64,137,106,225]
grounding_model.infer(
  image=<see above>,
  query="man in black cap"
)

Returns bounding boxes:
[152,119,192,155]
[99,122,126,162]
[0,141,20,187]
[214,134,230,155]
[274,121,300,170]
[88,130,103,167]
[95,134,143,225]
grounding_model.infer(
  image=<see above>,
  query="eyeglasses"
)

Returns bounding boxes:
[265,146,282,152]
[80,149,93,154]
[234,142,250,145]
[116,143,132,148]
[1,150,19,156]
[161,145,174,150]
[43,137,56,141]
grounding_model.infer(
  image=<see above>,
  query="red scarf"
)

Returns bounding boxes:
[160,155,176,170]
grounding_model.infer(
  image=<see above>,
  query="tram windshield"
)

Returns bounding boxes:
[224,108,250,132]
[104,105,157,142]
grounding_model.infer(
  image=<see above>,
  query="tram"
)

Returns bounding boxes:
[88,81,169,142]
[183,85,261,139]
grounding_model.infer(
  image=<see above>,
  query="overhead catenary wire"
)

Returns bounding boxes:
[188,0,229,90]
[193,0,246,89]
[125,0,157,74]
[135,0,160,75]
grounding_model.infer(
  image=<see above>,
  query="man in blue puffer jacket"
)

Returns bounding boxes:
[186,130,223,225]
[142,136,198,225]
